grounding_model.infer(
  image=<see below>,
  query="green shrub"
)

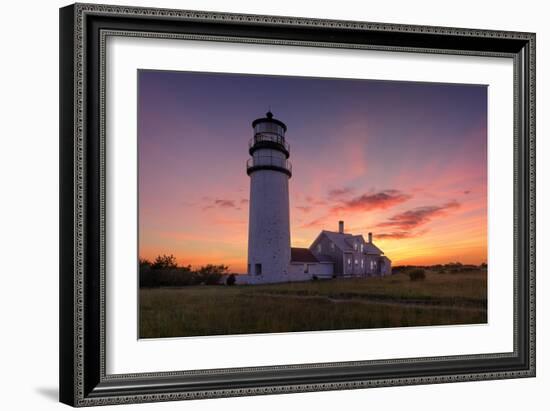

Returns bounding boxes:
[409,269,426,281]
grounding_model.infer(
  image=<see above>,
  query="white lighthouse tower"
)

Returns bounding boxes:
[246,111,292,283]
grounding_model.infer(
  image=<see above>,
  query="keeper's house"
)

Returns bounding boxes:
[289,221,392,280]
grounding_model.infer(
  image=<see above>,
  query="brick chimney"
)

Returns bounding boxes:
[338,220,344,233]
[368,232,373,243]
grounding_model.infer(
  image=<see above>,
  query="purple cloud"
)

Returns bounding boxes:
[377,201,460,231]
[203,198,241,210]
[327,187,355,199]
[332,189,411,213]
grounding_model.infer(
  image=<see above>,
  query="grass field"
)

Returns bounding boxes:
[139,269,487,338]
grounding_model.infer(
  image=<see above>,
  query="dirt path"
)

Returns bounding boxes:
[254,292,487,313]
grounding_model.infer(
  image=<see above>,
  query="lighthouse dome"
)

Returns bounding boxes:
[252,111,287,134]
[249,111,290,160]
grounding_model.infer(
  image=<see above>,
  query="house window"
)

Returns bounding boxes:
[330,242,335,251]
[361,259,364,269]
[255,263,262,275]
[370,261,374,270]
[354,242,358,251]
[304,264,309,274]
[347,257,352,266]
[355,259,358,265]
[360,244,364,252]
[317,244,322,253]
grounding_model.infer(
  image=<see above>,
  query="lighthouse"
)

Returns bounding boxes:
[246,111,292,282]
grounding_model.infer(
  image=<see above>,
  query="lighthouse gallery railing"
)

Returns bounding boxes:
[246,156,292,174]
[249,132,290,152]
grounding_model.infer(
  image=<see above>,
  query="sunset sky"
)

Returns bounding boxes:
[138,70,487,273]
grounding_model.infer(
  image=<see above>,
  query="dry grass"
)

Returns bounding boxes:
[139,270,487,338]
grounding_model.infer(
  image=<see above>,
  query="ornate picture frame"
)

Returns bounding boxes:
[59,3,535,407]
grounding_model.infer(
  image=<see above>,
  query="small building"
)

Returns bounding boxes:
[309,221,392,277]
[288,247,334,280]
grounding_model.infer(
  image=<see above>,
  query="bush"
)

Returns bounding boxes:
[196,264,229,285]
[409,269,426,281]
[226,274,236,286]
[139,266,194,287]
[151,254,178,269]
[139,255,231,287]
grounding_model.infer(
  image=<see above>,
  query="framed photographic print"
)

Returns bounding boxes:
[59,3,536,407]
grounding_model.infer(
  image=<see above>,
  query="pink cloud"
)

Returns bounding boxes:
[301,216,326,229]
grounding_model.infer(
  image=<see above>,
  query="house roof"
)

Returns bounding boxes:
[320,230,383,255]
[344,234,365,249]
[321,231,354,252]
[291,247,319,263]
[364,242,383,255]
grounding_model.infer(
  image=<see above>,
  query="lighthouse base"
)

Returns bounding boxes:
[235,262,334,285]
